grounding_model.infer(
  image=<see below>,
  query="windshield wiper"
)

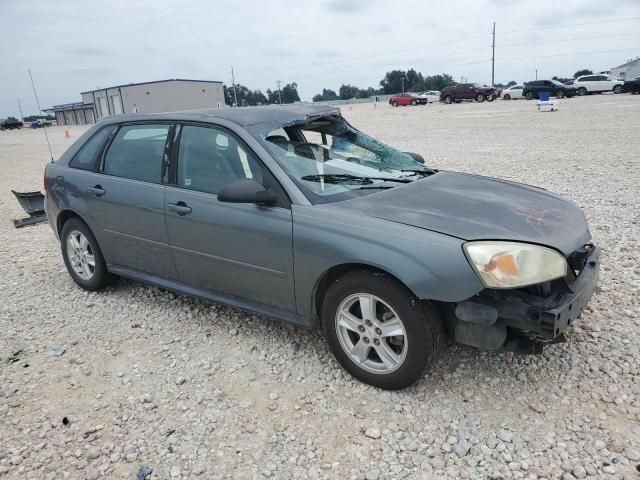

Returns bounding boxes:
[400,168,437,175]
[301,174,413,184]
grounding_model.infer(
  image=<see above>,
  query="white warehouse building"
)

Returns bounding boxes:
[45,79,225,126]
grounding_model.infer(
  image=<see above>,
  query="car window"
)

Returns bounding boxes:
[512,86,522,90]
[70,126,114,171]
[103,124,169,183]
[176,125,265,195]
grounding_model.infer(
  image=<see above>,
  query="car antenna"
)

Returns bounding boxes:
[28,69,54,163]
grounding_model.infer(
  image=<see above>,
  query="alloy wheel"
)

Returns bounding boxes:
[66,230,95,280]
[335,293,408,374]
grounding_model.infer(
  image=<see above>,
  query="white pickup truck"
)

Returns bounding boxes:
[573,74,624,95]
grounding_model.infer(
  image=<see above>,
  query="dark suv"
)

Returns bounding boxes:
[522,80,577,100]
[0,118,23,130]
[440,83,496,104]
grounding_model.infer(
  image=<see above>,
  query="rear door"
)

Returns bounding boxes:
[164,123,295,310]
[89,123,176,277]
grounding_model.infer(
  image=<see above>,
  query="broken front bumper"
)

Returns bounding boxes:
[452,246,601,351]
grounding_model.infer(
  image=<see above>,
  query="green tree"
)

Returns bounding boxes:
[312,88,339,102]
[265,82,300,104]
[339,84,359,99]
[574,69,593,78]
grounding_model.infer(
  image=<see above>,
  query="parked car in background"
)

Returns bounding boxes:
[44,104,601,389]
[501,85,524,100]
[0,117,23,130]
[440,83,497,104]
[573,74,624,95]
[417,91,440,103]
[389,93,428,107]
[622,76,640,94]
[522,80,577,100]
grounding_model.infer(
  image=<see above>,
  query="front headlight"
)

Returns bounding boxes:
[463,241,567,288]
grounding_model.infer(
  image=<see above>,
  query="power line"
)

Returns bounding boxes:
[240,33,492,73]
[500,16,640,34]
[499,32,640,48]
[500,47,640,62]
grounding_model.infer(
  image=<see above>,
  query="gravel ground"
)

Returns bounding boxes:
[1,94,639,480]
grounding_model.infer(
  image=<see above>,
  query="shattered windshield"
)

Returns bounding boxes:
[260,115,432,204]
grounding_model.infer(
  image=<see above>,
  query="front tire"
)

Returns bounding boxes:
[475,93,485,102]
[411,100,417,106]
[525,92,534,100]
[613,85,622,94]
[321,270,443,390]
[577,87,587,96]
[503,94,511,100]
[61,218,116,291]
[443,96,452,104]
[556,89,565,99]
[392,101,398,107]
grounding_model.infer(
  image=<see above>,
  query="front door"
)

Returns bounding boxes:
[164,124,295,311]
[90,123,176,277]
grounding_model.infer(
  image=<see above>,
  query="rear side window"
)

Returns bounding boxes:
[103,124,170,183]
[69,126,114,171]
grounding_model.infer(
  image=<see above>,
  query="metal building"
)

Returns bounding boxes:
[610,58,640,80]
[45,79,225,126]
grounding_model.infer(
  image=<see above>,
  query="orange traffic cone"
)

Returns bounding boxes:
[64,127,70,139]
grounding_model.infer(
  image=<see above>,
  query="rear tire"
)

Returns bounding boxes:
[613,85,622,94]
[577,87,587,96]
[411,100,417,106]
[392,101,398,107]
[60,218,116,291]
[475,93,485,102]
[443,96,452,104]
[321,270,443,390]
[556,90,565,99]
[525,92,534,100]
[503,94,511,100]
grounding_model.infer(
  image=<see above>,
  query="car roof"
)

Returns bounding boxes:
[100,104,340,128]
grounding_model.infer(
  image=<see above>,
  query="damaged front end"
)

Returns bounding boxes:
[445,244,600,353]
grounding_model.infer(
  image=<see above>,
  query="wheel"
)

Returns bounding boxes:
[486,94,495,102]
[577,87,586,96]
[475,93,485,102]
[613,85,622,94]
[556,90,565,99]
[321,270,443,390]
[61,217,116,291]
[503,94,511,100]
[411,100,417,106]
[443,96,452,104]
[525,92,534,100]
[392,101,398,107]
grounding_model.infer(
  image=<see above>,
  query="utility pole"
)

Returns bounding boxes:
[230,65,238,107]
[17,98,24,121]
[401,77,405,93]
[276,80,282,104]
[535,69,538,80]
[491,22,496,87]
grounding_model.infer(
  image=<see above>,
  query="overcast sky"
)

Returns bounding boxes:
[1,0,639,117]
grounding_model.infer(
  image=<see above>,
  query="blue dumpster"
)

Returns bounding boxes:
[539,91,551,101]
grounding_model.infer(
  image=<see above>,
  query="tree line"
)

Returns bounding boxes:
[219,67,598,107]
[223,83,300,107]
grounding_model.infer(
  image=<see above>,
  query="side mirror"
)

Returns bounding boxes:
[218,179,277,206]
[403,152,425,164]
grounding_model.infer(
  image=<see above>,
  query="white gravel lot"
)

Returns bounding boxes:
[1,94,639,480]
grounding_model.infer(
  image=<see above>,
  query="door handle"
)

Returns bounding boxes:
[87,185,105,196]
[167,202,192,215]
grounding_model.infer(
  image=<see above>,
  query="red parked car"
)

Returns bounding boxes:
[389,93,427,107]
